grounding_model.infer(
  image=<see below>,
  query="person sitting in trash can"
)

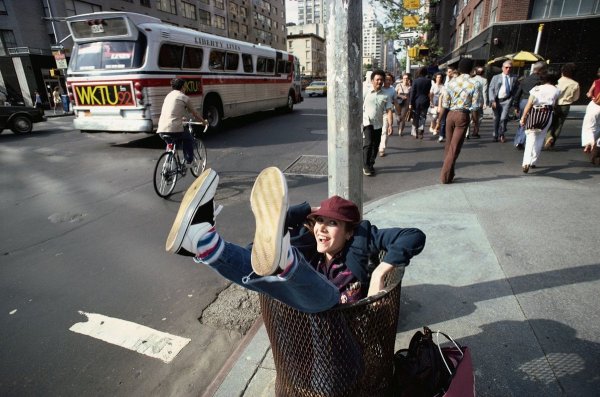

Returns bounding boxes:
[165,167,426,313]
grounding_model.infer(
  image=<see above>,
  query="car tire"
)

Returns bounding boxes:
[10,115,33,134]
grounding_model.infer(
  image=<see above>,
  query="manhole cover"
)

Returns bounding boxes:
[283,155,327,177]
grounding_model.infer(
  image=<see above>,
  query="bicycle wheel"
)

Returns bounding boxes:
[153,152,178,197]
[190,138,207,177]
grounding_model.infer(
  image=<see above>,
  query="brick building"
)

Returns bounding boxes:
[429,0,599,102]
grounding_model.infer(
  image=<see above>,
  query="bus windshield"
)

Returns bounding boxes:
[71,40,145,71]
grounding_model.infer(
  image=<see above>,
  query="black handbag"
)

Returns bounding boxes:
[392,327,454,397]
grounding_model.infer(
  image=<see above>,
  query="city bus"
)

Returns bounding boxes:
[65,12,303,133]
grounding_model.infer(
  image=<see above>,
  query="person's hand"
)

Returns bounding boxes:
[519,118,526,126]
[387,125,393,136]
[491,102,497,109]
[367,262,395,297]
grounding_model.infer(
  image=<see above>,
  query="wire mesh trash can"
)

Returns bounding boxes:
[260,266,404,397]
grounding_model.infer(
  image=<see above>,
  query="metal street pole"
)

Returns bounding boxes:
[531,23,544,73]
[325,1,363,210]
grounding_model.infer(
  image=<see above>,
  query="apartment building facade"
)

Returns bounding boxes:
[0,0,286,106]
[286,32,325,78]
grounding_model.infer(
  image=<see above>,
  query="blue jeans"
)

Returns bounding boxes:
[439,110,448,138]
[513,98,528,146]
[160,131,195,163]
[493,98,512,138]
[207,242,340,313]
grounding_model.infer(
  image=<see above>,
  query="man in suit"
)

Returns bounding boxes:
[489,60,519,142]
[408,67,432,139]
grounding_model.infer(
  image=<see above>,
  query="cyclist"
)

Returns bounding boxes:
[157,78,207,169]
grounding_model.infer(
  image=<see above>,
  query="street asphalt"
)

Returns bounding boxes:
[205,105,600,397]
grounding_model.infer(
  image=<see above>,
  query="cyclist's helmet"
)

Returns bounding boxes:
[171,78,186,90]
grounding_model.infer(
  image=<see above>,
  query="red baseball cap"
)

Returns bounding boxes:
[308,195,361,224]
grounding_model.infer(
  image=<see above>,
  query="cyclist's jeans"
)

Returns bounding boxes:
[205,242,341,313]
[162,131,194,163]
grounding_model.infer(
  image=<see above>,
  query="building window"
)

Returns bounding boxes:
[0,0,7,14]
[490,0,498,23]
[241,24,248,34]
[472,2,482,36]
[458,22,465,45]
[214,15,225,29]
[0,29,17,55]
[199,10,211,27]
[288,40,292,48]
[140,0,150,7]
[199,0,209,4]
[230,21,239,34]
[230,2,238,16]
[65,0,102,17]
[214,0,224,10]
[240,6,247,18]
[182,2,196,20]
[532,0,599,18]
[156,0,176,14]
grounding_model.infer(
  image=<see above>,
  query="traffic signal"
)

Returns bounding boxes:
[418,46,429,57]
[50,68,61,77]
[408,47,418,59]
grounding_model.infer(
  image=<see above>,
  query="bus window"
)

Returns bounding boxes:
[256,57,266,73]
[277,60,286,74]
[225,52,239,71]
[286,61,292,74]
[72,41,140,71]
[159,44,183,68]
[183,46,203,69]
[242,53,253,73]
[266,58,275,74]
[209,50,225,71]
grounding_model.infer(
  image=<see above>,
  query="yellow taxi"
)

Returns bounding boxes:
[305,81,327,97]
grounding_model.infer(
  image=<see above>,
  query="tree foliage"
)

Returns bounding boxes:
[370,0,443,63]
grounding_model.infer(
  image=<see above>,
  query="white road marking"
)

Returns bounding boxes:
[69,311,190,363]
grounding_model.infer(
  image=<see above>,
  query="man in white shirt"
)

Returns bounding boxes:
[363,70,393,176]
[378,72,401,157]
[157,78,207,166]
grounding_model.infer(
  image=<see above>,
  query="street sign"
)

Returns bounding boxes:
[404,0,420,10]
[399,31,420,39]
[52,49,68,70]
[403,15,420,28]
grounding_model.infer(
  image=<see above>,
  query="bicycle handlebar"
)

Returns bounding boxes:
[183,119,209,133]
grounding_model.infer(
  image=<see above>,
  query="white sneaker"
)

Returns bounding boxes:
[250,167,289,276]
[166,169,219,256]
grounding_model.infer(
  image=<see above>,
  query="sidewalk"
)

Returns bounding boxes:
[207,172,600,396]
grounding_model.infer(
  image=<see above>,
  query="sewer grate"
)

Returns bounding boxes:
[283,155,328,177]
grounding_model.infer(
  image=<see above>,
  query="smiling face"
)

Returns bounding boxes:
[312,216,354,261]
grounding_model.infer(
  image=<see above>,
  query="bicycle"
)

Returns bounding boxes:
[153,120,208,198]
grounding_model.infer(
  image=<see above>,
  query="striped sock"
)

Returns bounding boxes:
[278,247,296,277]
[192,226,224,265]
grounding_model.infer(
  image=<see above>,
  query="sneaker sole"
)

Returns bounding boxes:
[165,169,218,254]
[250,167,288,276]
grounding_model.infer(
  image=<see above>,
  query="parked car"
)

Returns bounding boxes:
[0,106,46,134]
[305,81,327,97]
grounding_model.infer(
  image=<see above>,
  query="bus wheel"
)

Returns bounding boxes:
[204,100,222,132]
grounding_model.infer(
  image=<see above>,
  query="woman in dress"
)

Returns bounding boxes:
[395,73,412,136]
[581,67,600,164]
[429,72,444,135]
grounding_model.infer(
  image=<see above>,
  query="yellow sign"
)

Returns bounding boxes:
[403,15,420,28]
[404,0,420,10]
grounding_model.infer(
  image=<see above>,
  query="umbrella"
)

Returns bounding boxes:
[487,51,545,66]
